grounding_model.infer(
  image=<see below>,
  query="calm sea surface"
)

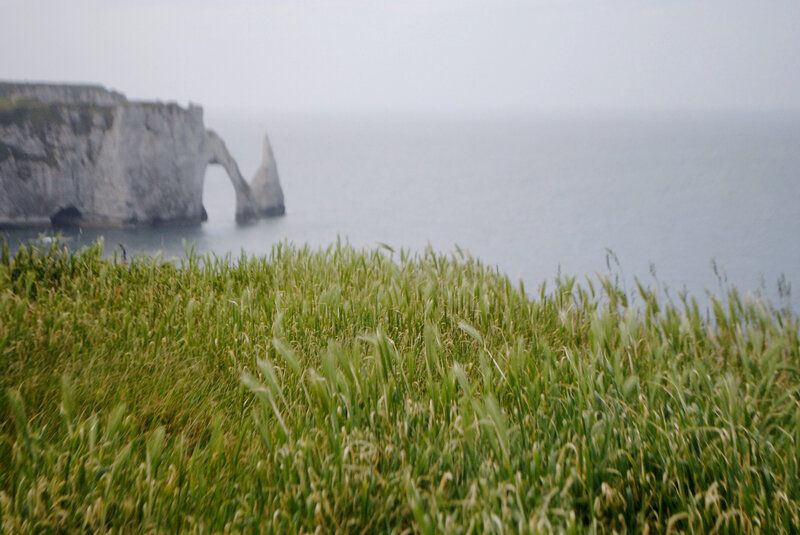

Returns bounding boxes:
[4,110,800,310]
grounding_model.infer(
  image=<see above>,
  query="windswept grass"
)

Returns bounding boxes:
[1,239,798,533]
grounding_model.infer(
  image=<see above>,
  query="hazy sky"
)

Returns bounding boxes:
[2,0,799,113]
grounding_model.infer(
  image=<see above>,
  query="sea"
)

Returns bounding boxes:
[3,109,800,312]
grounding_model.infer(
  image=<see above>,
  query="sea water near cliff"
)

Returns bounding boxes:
[3,109,800,310]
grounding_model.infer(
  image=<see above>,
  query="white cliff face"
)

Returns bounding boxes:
[0,82,284,227]
[89,103,210,225]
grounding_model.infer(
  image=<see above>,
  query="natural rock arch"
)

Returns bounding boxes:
[202,131,285,224]
[204,131,259,223]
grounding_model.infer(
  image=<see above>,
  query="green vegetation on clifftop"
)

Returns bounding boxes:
[1,240,798,533]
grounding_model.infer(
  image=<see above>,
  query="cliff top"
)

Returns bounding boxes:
[0,81,127,106]
[0,81,202,122]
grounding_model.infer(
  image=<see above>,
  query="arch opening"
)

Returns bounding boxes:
[201,162,238,225]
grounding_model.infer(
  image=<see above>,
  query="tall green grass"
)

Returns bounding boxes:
[1,238,798,533]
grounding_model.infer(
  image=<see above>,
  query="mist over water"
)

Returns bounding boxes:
[4,110,800,311]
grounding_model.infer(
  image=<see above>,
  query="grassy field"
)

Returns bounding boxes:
[1,239,798,533]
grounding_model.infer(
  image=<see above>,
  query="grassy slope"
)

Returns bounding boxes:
[0,240,798,533]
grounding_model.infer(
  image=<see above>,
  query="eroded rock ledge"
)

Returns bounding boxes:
[0,82,285,227]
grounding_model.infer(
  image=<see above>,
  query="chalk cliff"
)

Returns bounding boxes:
[0,82,285,227]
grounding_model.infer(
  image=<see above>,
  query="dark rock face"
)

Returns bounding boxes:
[0,82,284,227]
[50,206,82,227]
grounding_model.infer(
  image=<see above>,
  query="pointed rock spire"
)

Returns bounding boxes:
[249,134,285,217]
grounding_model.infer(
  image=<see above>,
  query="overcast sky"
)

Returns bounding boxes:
[2,0,799,113]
